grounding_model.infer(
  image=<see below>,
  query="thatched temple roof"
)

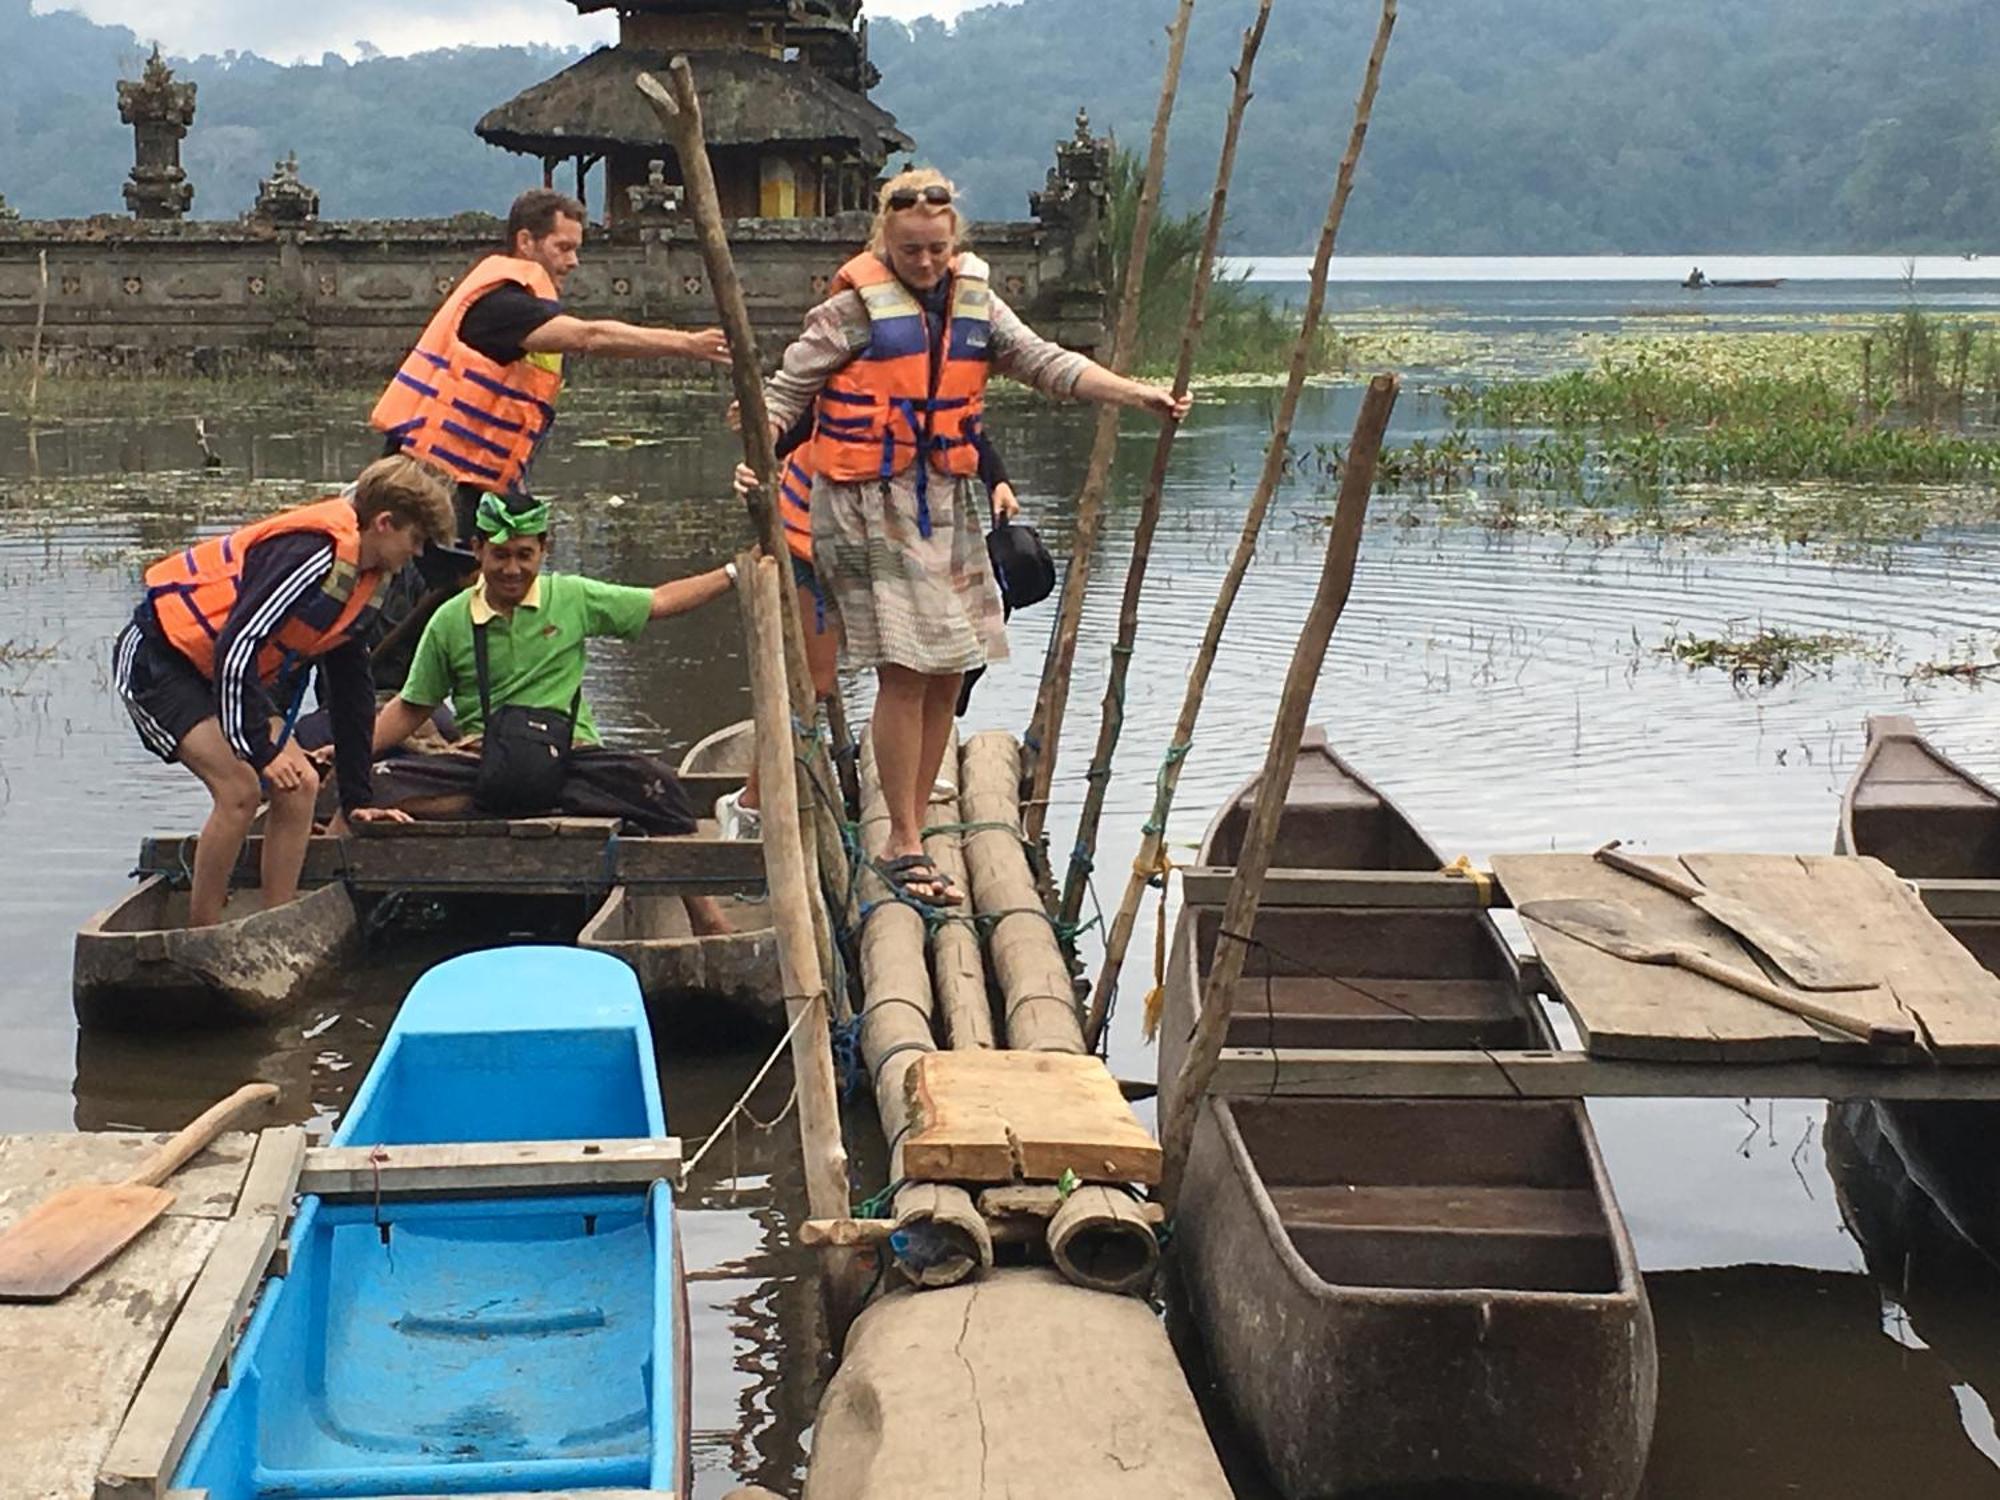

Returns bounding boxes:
[476,46,911,160]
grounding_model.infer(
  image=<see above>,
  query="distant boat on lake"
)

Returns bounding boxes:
[1683,267,1787,290]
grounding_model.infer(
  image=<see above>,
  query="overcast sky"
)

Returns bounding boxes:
[32,1,1003,60]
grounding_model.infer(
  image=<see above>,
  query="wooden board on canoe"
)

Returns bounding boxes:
[136,818,766,897]
[903,1051,1161,1186]
[1495,852,2000,1063]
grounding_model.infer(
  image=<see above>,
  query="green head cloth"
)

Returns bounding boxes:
[474,491,551,544]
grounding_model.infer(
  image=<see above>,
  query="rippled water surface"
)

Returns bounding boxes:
[7,290,2000,1496]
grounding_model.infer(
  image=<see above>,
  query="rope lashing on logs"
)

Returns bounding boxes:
[1142,739,1195,840]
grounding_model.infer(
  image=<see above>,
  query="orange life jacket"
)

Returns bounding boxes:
[143,497,384,684]
[369,254,565,495]
[777,450,815,565]
[813,251,991,533]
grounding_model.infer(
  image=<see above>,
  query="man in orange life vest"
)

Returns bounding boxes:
[113,456,457,928]
[371,188,732,541]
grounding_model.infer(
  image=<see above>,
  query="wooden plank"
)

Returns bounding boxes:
[95,1213,279,1500]
[232,1129,305,1219]
[1494,853,1824,1061]
[136,827,765,896]
[1694,854,2000,1062]
[168,1492,676,1499]
[1209,1046,2000,1099]
[904,1052,1161,1186]
[0,1133,255,1228]
[297,1138,683,1199]
[1913,878,2000,921]
[1180,865,1498,909]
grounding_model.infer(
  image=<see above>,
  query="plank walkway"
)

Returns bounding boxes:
[1495,852,2000,1063]
[0,1131,255,1500]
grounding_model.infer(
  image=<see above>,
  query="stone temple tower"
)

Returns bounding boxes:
[118,47,197,221]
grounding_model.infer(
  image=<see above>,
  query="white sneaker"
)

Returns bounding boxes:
[715,790,763,841]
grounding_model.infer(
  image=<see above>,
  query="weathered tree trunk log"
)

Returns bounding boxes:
[802,1268,1233,1500]
[1093,0,1401,1034]
[1020,0,1199,843]
[1063,0,1276,984]
[739,556,866,1316]
[924,729,996,1051]
[1157,373,1400,1214]
[857,734,989,1287]
[1047,1184,1160,1296]
[959,733,1084,1054]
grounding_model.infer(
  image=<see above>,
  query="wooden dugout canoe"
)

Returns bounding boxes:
[1833,714,2000,1271]
[1163,728,1656,1499]
[578,718,780,1020]
[73,875,358,1030]
[172,946,690,1498]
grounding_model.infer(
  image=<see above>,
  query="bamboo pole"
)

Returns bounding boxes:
[959,732,1084,1054]
[27,249,49,419]
[855,733,991,1287]
[1059,0,1275,948]
[741,555,866,1316]
[1020,0,1199,845]
[636,62,853,974]
[924,728,997,1050]
[1158,372,1399,1214]
[1092,0,1400,1040]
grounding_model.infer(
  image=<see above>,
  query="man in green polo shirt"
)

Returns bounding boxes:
[369,491,740,930]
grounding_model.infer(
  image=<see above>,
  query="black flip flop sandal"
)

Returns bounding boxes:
[878,853,964,908]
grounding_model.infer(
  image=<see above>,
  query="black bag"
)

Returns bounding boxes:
[986,513,1057,612]
[471,619,580,815]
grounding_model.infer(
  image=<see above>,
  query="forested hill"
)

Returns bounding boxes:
[3,0,1997,252]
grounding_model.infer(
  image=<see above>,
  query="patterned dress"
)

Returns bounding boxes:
[765,268,1089,675]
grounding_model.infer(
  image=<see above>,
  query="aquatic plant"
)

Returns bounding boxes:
[1659,625,1887,687]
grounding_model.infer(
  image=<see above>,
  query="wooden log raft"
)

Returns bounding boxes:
[802,1268,1232,1500]
[958,732,1083,1054]
[924,730,996,1051]
[856,736,991,1288]
[955,732,1162,1291]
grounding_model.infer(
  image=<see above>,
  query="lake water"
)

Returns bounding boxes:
[5,275,2000,1497]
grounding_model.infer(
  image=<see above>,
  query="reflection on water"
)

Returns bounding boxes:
[7,307,2000,1494]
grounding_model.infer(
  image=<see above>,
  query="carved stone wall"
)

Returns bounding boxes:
[0,213,1103,373]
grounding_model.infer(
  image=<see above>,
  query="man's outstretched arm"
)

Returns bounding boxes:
[522,316,730,364]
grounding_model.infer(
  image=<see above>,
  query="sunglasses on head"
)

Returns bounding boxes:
[887,184,954,211]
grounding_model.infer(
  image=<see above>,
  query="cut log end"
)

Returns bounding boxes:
[891,1182,993,1290]
[1047,1186,1160,1296]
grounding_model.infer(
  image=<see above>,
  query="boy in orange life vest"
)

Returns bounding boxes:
[371,188,734,543]
[113,456,456,928]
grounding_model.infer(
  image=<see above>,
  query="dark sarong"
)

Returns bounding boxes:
[371,746,698,835]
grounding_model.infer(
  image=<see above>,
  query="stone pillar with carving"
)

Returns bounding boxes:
[118,47,197,221]
[1027,107,1112,348]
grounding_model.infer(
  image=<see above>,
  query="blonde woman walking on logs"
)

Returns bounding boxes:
[763,168,1190,907]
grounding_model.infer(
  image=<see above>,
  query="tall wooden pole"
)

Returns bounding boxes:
[741,555,866,1318]
[27,249,48,420]
[1019,0,1198,847]
[1060,0,1274,958]
[1092,0,1399,1038]
[637,62,853,989]
[1158,372,1399,1213]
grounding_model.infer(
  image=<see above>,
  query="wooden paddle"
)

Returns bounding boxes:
[0,1083,278,1302]
[1519,897,1914,1048]
[1593,841,1874,992]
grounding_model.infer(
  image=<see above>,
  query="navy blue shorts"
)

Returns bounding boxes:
[112,619,214,762]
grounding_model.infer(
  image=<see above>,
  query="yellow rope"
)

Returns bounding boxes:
[1140,847,1178,1042]
[1441,854,1496,907]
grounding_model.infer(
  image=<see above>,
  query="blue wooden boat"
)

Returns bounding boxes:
[173,946,689,1498]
